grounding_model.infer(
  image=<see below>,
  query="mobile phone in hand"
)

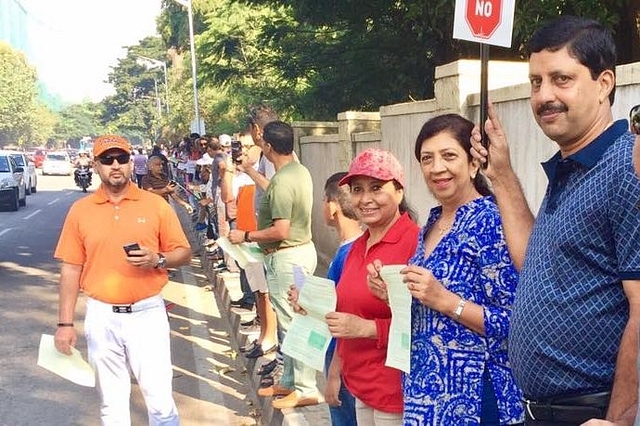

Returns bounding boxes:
[123,243,142,257]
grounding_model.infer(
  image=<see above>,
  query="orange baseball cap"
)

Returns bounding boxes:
[93,135,132,157]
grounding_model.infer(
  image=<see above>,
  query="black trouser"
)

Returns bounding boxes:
[524,391,610,425]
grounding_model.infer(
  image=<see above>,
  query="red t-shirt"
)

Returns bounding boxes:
[336,212,419,413]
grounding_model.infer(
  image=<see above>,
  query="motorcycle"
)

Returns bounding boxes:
[75,165,92,192]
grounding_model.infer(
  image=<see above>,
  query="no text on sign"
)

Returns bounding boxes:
[453,0,515,48]
[467,0,501,38]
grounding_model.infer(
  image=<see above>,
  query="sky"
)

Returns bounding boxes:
[21,0,162,103]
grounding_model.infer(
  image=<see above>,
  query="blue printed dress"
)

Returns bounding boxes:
[403,197,524,425]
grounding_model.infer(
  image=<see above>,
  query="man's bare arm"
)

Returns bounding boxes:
[488,170,535,270]
[470,103,534,270]
[54,262,82,354]
[243,164,270,191]
[607,279,640,423]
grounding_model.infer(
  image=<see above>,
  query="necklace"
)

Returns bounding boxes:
[436,224,451,236]
[435,217,454,236]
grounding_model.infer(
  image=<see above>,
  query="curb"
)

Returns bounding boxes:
[199,242,331,426]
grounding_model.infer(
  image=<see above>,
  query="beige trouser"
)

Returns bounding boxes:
[355,398,403,426]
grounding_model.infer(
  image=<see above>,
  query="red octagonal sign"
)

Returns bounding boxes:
[465,0,502,38]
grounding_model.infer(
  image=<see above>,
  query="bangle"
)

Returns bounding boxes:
[244,231,251,243]
[57,322,74,327]
[452,298,466,320]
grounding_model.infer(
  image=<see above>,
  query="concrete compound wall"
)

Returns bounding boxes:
[292,59,640,270]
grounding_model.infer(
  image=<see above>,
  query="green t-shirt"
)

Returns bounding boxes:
[258,161,313,251]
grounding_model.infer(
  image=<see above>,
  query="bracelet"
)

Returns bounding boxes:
[57,322,74,327]
[452,298,466,320]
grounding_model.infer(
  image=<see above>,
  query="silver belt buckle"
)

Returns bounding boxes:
[524,398,537,421]
[112,305,133,313]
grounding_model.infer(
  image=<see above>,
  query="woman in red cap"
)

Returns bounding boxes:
[324,148,419,425]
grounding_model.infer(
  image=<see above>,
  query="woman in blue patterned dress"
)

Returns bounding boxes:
[371,114,524,425]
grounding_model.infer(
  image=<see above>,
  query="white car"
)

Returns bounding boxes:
[42,151,72,176]
[0,151,27,211]
[6,151,37,194]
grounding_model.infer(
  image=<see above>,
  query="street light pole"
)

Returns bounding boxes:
[136,55,170,115]
[173,0,201,135]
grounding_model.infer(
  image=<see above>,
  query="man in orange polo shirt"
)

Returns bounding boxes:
[53,135,191,426]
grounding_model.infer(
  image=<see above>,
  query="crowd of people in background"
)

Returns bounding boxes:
[52,14,640,426]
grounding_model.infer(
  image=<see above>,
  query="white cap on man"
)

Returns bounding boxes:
[219,134,232,147]
[218,133,231,147]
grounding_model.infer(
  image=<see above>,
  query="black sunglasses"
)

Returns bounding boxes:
[630,104,640,135]
[97,153,131,165]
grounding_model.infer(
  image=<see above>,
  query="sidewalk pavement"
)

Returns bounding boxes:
[199,252,332,426]
[173,201,331,426]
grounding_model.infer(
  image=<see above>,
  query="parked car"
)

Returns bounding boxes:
[6,151,37,194]
[42,151,72,176]
[27,148,47,168]
[0,150,27,211]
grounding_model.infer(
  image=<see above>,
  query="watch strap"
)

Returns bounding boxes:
[154,253,167,269]
[452,298,466,320]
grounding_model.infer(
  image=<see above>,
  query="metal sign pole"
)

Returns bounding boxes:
[480,43,489,149]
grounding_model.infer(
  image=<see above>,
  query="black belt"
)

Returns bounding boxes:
[112,305,133,313]
[524,391,610,423]
[262,241,311,255]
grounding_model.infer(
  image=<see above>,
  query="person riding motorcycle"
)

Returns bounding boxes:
[74,150,93,186]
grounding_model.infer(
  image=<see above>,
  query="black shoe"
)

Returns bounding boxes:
[232,302,254,311]
[240,339,258,353]
[212,261,228,272]
[256,358,279,376]
[240,317,259,327]
[230,298,250,308]
[245,344,277,359]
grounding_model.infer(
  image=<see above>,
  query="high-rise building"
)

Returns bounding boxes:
[0,0,31,59]
[0,0,60,109]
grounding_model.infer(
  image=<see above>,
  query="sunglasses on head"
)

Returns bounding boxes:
[97,153,131,165]
[630,104,640,135]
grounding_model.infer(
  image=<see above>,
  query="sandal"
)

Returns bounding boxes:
[259,375,274,388]
[257,359,279,376]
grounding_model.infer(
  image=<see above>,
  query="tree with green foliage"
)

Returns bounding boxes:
[101,36,171,144]
[0,42,39,147]
[105,0,640,137]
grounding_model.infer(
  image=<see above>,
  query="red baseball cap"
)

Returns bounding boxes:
[339,148,405,188]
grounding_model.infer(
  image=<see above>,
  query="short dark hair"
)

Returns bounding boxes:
[207,139,222,152]
[414,114,492,197]
[526,15,617,104]
[263,121,293,155]
[246,104,279,128]
[324,172,358,221]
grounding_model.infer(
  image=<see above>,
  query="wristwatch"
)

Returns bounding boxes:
[452,298,466,320]
[154,253,167,269]
[244,231,252,243]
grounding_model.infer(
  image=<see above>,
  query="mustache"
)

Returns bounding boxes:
[537,103,568,115]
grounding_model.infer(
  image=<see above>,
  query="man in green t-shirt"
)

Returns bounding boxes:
[229,121,319,409]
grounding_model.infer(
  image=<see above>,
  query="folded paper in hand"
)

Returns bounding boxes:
[37,334,95,387]
[216,237,264,269]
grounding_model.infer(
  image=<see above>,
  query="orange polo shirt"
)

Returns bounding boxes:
[54,183,190,304]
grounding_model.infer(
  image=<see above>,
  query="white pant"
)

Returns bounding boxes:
[85,295,179,426]
[355,398,403,426]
